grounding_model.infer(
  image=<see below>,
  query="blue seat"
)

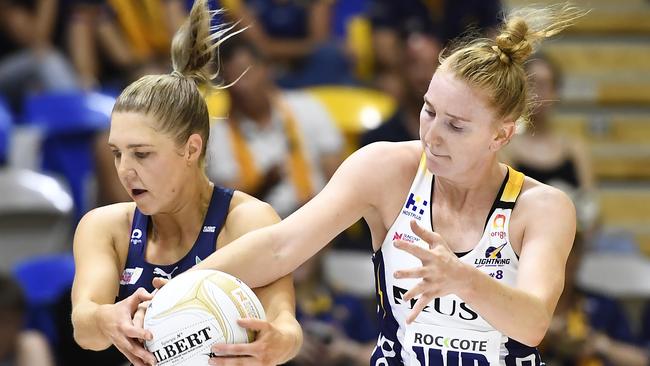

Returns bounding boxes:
[12,253,76,347]
[23,91,114,134]
[0,96,13,165]
[23,91,115,222]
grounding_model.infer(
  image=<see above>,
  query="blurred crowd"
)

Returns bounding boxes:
[1,0,649,365]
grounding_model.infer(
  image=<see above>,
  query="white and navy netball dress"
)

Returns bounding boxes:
[371,155,543,366]
[116,186,233,301]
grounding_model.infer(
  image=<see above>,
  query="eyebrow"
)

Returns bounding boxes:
[423,96,471,122]
[107,143,154,149]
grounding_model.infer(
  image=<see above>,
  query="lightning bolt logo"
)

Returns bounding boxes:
[488,244,507,258]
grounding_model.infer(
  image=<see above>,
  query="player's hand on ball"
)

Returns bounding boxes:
[131,280,164,346]
[152,276,169,289]
[393,220,471,324]
[131,299,150,331]
[96,288,157,366]
[208,318,295,366]
[137,276,167,331]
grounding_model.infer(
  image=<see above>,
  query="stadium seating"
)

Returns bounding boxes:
[22,91,115,222]
[0,96,12,165]
[0,168,73,270]
[13,253,76,347]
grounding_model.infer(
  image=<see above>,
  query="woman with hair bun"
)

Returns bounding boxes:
[194,5,586,365]
[70,1,302,365]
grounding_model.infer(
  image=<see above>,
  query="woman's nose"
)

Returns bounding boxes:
[423,117,443,146]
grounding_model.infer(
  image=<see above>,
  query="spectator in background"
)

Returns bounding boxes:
[0,274,55,366]
[67,0,186,89]
[207,39,343,217]
[503,55,594,191]
[221,0,353,88]
[288,252,376,366]
[368,0,501,77]
[0,0,78,113]
[539,235,648,366]
[501,54,598,231]
[361,34,440,146]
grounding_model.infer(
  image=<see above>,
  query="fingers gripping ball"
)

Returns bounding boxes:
[144,270,266,365]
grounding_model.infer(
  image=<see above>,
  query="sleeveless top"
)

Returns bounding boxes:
[370,154,544,366]
[116,186,233,301]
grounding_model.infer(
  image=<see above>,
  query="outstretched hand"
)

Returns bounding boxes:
[393,220,470,323]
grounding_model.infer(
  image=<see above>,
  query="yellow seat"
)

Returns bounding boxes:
[306,86,396,133]
[307,86,397,153]
[204,90,231,121]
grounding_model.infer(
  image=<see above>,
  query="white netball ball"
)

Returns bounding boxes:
[143,269,265,365]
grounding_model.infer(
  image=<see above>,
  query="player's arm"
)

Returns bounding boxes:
[459,185,576,346]
[71,207,122,349]
[217,197,302,363]
[70,205,155,365]
[194,142,394,288]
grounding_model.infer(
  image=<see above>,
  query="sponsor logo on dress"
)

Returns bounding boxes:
[490,214,507,240]
[392,232,420,243]
[474,244,511,267]
[202,225,216,233]
[393,285,479,321]
[401,193,428,220]
[131,229,143,245]
[153,266,179,280]
[120,267,144,285]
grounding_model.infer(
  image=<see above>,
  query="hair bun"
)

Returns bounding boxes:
[495,18,533,64]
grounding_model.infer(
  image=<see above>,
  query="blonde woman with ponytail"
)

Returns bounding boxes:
[70,1,302,365]
[191,5,587,366]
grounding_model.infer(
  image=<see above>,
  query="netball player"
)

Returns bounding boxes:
[70,1,302,365]
[195,5,584,365]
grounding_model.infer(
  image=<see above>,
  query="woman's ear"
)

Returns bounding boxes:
[185,133,204,164]
[490,120,516,151]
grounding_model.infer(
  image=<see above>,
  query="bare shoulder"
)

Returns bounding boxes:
[77,202,134,233]
[227,191,278,224]
[336,140,422,200]
[517,177,576,225]
[75,202,136,252]
[351,140,422,174]
[220,191,280,245]
[566,136,591,165]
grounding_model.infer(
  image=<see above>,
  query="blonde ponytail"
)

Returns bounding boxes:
[171,0,243,87]
[113,0,242,164]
